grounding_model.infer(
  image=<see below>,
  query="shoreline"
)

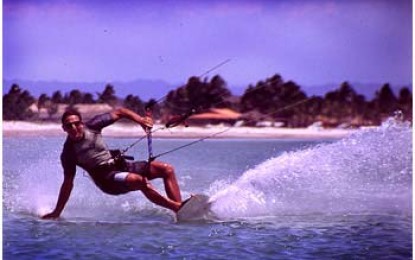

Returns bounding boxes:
[2,121,358,139]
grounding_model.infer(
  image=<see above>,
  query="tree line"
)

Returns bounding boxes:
[3,74,412,128]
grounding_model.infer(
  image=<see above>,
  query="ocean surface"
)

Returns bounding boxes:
[3,118,412,259]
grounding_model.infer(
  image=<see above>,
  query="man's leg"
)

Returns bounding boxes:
[124,172,181,212]
[146,161,182,203]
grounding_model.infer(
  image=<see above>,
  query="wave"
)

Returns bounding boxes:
[209,115,412,220]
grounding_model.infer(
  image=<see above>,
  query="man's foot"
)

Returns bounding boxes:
[178,196,192,211]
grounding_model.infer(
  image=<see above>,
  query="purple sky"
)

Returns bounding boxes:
[3,0,412,89]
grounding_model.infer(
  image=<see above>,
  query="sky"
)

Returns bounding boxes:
[3,0,413,92]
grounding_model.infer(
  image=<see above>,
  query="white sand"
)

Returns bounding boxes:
[3,121,357,139]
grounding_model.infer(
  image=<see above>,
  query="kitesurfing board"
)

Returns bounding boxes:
[176,194,212,222]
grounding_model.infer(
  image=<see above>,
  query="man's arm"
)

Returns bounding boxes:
[110,107,153,129]
[42,170,75,219]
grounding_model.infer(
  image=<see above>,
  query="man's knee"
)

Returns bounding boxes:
[152,162,175,178]
[163,164,175,177]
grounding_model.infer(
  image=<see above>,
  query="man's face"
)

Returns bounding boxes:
[62,115,84,141]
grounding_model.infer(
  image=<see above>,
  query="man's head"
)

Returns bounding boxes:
[61,109,84,140]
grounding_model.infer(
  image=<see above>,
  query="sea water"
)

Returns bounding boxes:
[3,118,412,259]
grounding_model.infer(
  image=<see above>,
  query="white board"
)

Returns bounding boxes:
[176,194,213,222]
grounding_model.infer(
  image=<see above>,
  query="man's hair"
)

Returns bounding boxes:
[61,109,82,124]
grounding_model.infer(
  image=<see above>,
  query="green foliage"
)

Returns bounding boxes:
[3,84,35,120]
[322,82,365,118]
[36,93,60,119]
[164,75,231,114]
[51,91,64,103]
[61,88,97,105]
[373,83,398,114]
[38,94,50,109]
[124,94,144,114]
[83,93,95,104]
[66,89,83,105]
[2,75,413,127]
[240,74,307,124]
[397,87,412,121]
[98,84,117,105]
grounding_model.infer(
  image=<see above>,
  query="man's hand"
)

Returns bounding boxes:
[142,116,153,129]
[141,116,153,134]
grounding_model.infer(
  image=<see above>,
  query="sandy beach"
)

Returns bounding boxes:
[2,121,357,139]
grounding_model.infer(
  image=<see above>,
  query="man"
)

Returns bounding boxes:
[42,107,185,219]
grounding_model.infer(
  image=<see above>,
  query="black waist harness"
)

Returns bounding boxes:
[109,149,133,171]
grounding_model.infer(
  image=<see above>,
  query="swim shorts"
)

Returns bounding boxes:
[90,161,149,195]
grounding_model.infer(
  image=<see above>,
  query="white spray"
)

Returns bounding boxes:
[209,116,412,220]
